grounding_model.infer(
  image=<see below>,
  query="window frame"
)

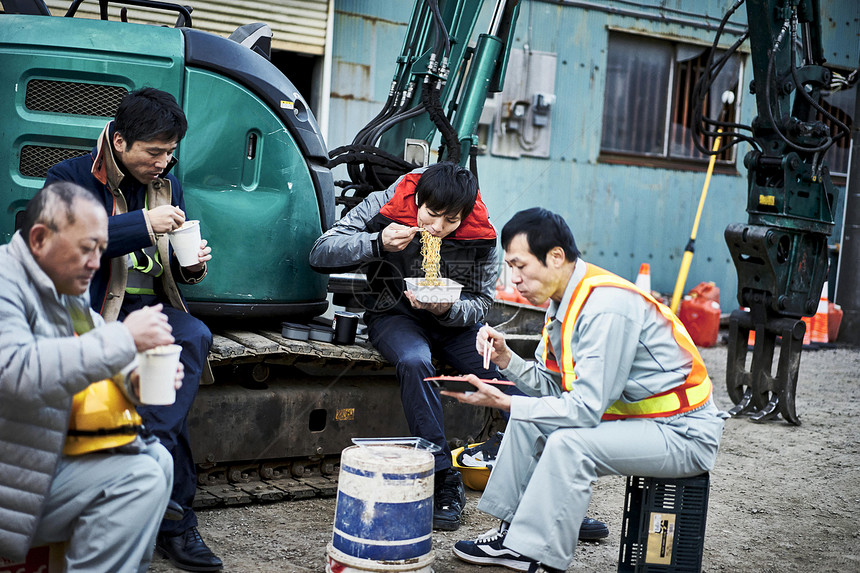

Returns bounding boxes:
[598,30,745,174]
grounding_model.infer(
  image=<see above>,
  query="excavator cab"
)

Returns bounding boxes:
[0,0,334,320]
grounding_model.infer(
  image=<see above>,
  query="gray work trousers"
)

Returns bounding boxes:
[476,401,724,570]
[32,440,173,573]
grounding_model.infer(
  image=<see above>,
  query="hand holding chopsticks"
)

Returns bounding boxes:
[478,323,512,370]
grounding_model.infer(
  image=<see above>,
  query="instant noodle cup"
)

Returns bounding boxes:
[405,277,463,303]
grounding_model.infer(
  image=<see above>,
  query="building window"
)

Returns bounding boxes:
[600,32,742,169]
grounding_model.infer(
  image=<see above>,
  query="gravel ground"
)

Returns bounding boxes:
[149,341,860,573]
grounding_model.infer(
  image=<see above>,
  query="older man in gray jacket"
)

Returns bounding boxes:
[0,182,177,571]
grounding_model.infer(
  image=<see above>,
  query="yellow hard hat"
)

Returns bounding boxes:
[452,432,504,491]
[64,378,144,456]
[452,444,491,491]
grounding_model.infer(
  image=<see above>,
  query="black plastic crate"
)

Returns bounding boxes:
[617,473,710,573]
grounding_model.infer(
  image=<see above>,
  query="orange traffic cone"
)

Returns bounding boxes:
[801,316,812,346]
[634,263,651,293]
[810,281,829,343]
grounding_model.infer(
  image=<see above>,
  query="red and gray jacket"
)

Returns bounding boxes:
[309,168,498,327]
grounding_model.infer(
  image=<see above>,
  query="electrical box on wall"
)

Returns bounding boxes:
[488,48,557,158]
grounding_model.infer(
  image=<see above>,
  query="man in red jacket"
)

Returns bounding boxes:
[311,162,497,530]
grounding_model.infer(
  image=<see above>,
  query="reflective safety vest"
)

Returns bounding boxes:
[126,193,164,295]
[541,263,712,419]
[126,245,164,295]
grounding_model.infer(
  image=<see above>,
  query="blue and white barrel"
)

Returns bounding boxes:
[326,445,435,572]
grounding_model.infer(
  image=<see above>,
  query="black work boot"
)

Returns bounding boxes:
[433,469,466,531]
[578,516,609,540]
[157,526,223,571]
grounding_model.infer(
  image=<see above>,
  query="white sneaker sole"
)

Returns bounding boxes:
[452,546,532,571]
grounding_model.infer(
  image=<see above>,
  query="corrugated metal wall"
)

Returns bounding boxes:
[43,0,329,54]
[327,0,856,311]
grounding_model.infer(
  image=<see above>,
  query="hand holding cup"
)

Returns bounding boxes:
[168,220,207,268]
[134,344,183,405]
[123,304,174,352]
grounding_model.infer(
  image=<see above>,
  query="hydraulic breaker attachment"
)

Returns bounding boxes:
[726,307,805,425]
[719,0,839,427]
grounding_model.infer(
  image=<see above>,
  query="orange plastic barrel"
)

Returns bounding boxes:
[678,297,721,347]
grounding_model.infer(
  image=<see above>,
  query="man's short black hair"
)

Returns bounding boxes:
[114,87,187,146]
[20,182,102,242]
[414,162,479,219]
[501,207,580,264]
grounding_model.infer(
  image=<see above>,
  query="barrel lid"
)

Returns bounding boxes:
[351,437,440,451]
[342,444,434,472]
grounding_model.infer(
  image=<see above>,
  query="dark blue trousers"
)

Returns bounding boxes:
[367,313,502,472]
[120,295,212,535]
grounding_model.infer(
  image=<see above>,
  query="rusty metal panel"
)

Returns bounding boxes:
[490,48,557,159]
[819,0,860,71]
[481,1,745,305]
[327,1,414,151]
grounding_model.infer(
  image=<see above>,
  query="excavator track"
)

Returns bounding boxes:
[189,302,543,509]
[191,327,388,508]
[207,327,389,372]
[194,459,342,509]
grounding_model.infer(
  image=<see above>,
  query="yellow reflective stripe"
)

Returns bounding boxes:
[68,304,93,335]
[559,266,616,391]
[608,392,681,417]
[125,287,157,295]
[152,250,164,277]
[559,298,577,390]
[540,315,552,366]
[129,251,163,276]
[139,256,155,274]
[605,376,712,418]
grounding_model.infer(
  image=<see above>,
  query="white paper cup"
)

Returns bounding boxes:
[137,344,182,405]
[168,220,202,267]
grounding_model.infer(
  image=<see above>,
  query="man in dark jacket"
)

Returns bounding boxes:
[44,88,221,571]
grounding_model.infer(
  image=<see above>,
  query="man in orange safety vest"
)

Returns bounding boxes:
[446,207,726,573]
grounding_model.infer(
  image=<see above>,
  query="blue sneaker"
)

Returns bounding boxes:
[453,524,533,571]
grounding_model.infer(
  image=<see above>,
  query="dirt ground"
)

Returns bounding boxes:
[149,341,860,573]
